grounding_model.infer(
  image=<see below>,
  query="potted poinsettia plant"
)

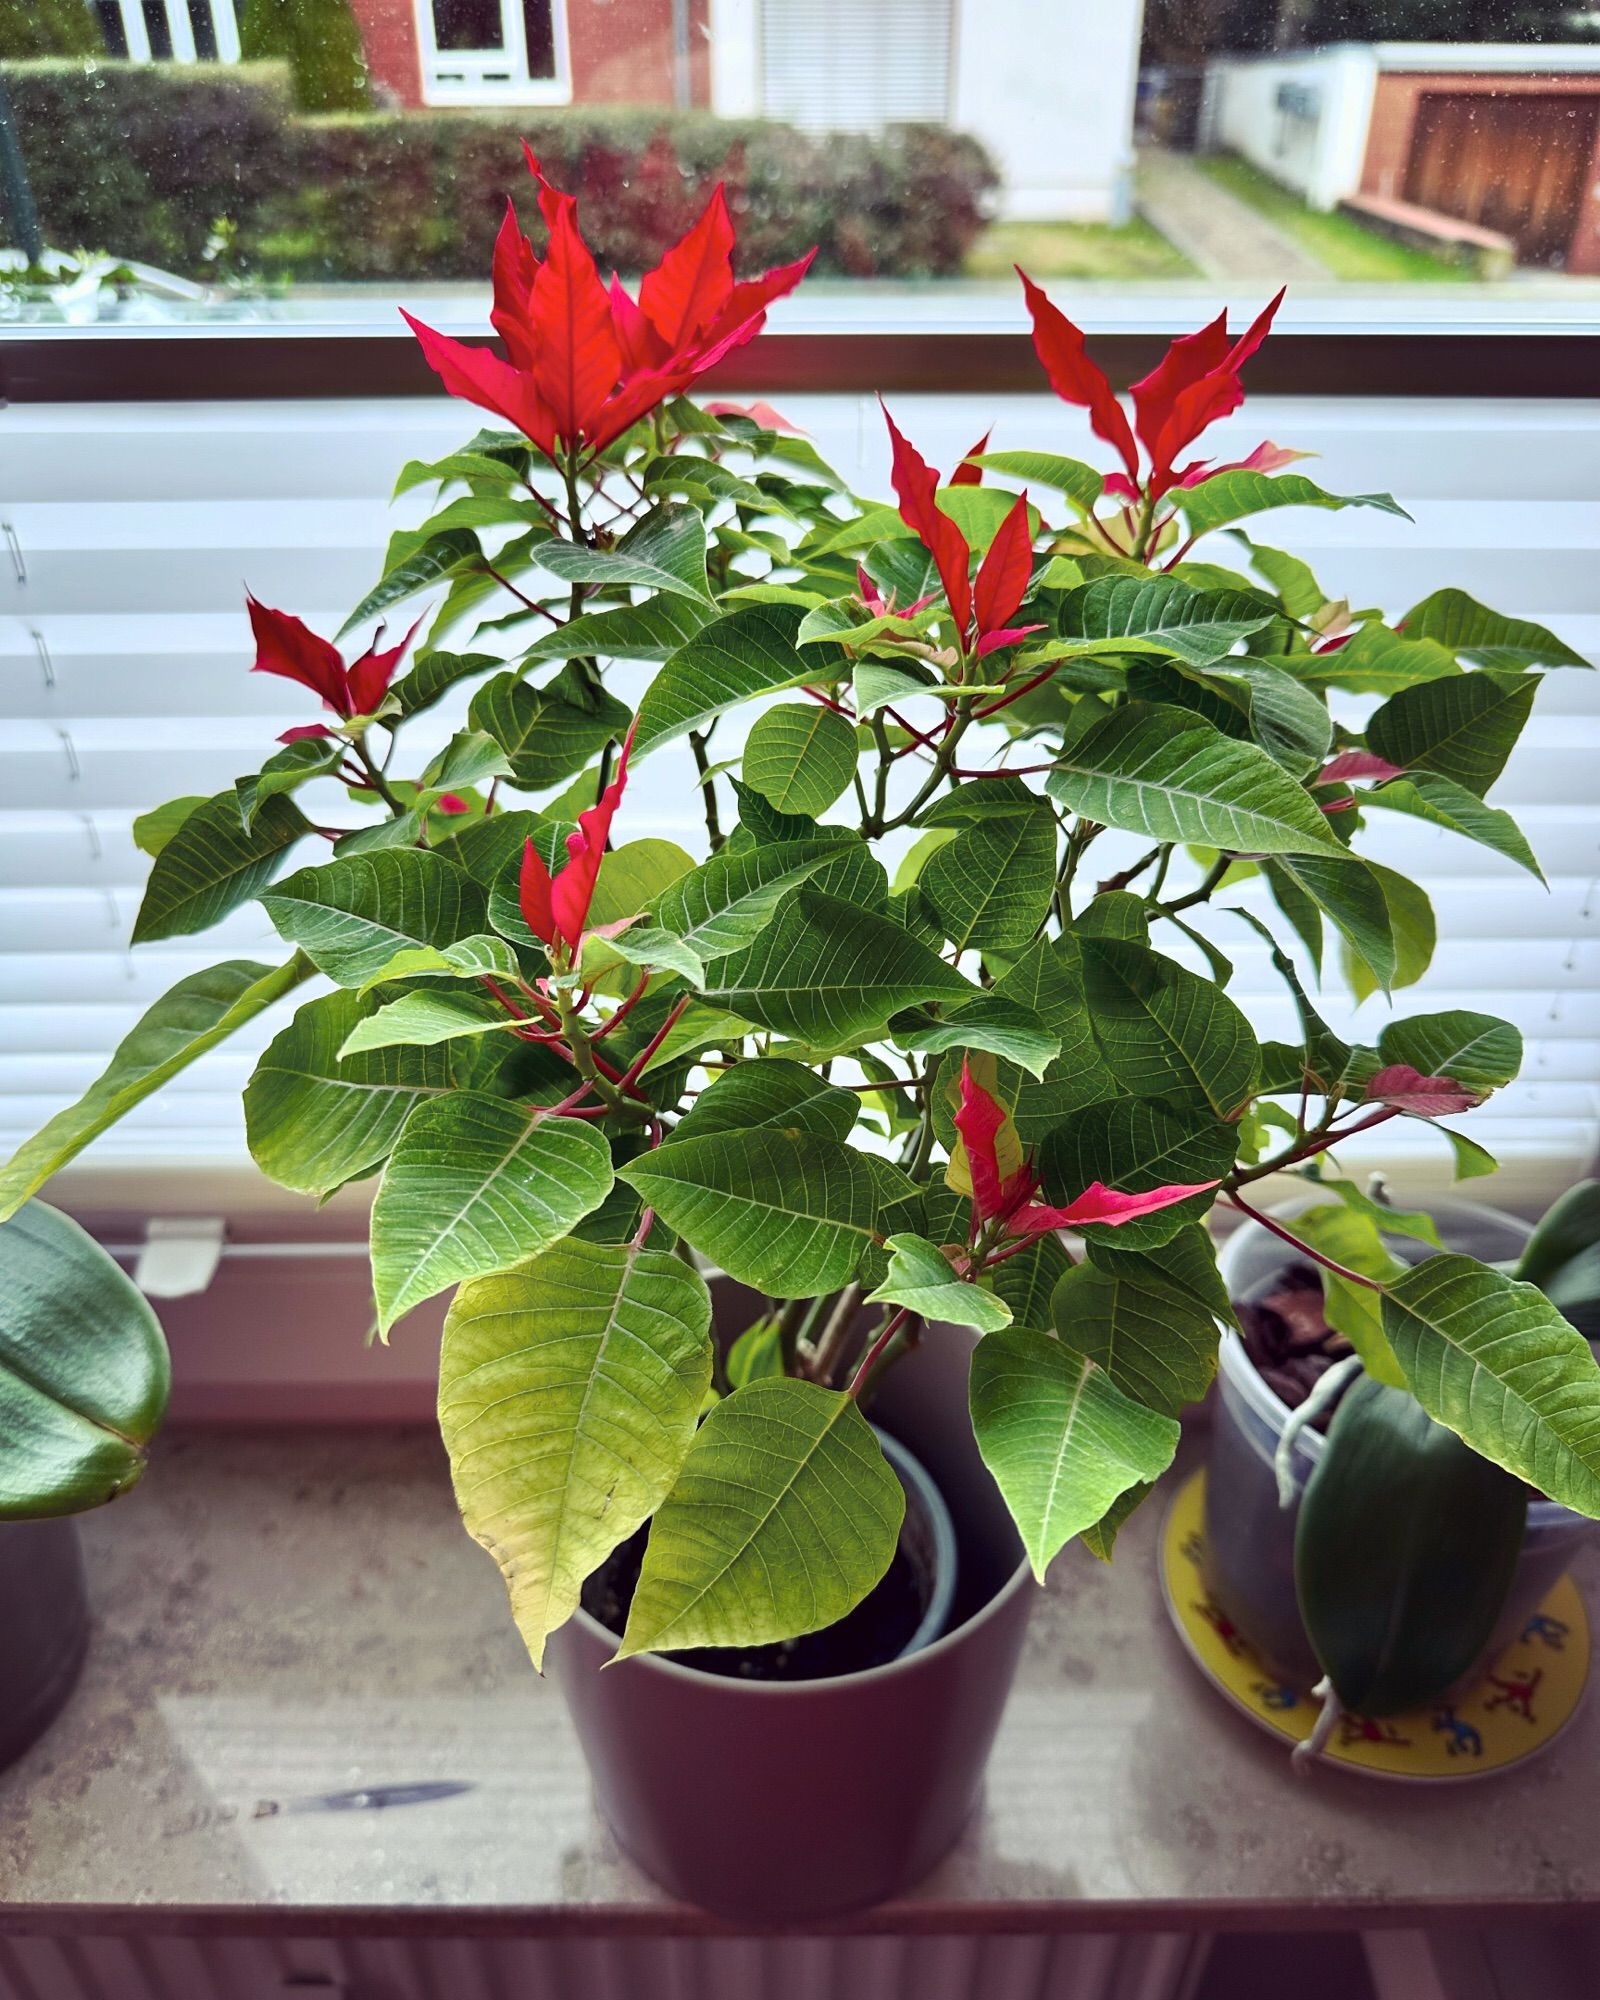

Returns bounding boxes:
[5,151,1600,1911]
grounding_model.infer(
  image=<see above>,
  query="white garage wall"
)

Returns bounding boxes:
[3,388,1598,1224]
[1203,47,1379,211]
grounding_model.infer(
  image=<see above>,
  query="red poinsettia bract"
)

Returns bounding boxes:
[955,1060,1216,1244]
[248,594,420,739]
[1016,271,1294,506]
[881,406,1040,656]
[520,722,636,957]
[404,150,814,466]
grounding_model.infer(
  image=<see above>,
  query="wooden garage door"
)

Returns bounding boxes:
[1405,90,1599,269]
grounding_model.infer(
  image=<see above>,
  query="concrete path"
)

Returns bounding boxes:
[1136,146,1329,283]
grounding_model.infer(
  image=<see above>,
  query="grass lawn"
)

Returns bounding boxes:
[966,216,1196,281]
[1193,154,1472,283]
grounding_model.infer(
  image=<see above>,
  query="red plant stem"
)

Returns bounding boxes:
[883,707,942,749]
[948,760,1061,779]
[847,1307,913,1400]
[1225,1191,1385,1293]
[1240,1104,1400,1176]
[973,663,1061,719]
[802,684,855,720]
[482,562,559,623]
[613,995,691,1095]
[589,973,651,1043]
[630,1205,657,1250]
[482,976,532,1021]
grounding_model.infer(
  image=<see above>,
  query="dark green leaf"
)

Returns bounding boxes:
[132,791,310,944]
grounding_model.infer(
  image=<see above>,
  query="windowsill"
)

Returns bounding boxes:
[3,1423,1594,1933]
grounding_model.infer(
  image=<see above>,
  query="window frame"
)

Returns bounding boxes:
[414,0,573,109]
[2,327,1599,403]
[102,0,242,64]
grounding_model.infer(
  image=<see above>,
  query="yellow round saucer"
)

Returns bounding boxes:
[1161,1468,1590,1780]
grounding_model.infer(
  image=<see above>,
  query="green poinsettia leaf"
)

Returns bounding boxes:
[245,987,468,1196]
[971,1327,1180,1580]
[635,604,842,750]
[1045,705,1344,858]
[336,987,518,1056]
[1367,672,1539,797]
[468,665,632,793]
[132,790,310,944]
[742,702,859,817]
[535,503,711,603]
[1,956,313,1221]
[650,839,880,964]
[262,849,487,988]
[1365,773,1544,883]
[867,1233,1012,1333]
[620,1128,879,1298]
[371,1094,614,1333]
[970,449,1104,511]
[920,806,1057,953]
[1382,1256,1600,1516]
[439,1239,713,1669]
[1396,588,1588,672]
[892,993,1061,1080]
[1377,1010,1522,1093]
[616,1378,904,1658]
[1339,860,1435,1002]
[670,1057,858,1147]
[1040,1096,1237,1250]
[1177,470,1408,540]
[1056,574,1278,667]
[699,889,971,1052]
[1077,935,1259,1117]
[236,738,343,829]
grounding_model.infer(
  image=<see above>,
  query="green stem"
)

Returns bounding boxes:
[1154,854,1230,918]
[688,728,725,851]
[352,733,409,818]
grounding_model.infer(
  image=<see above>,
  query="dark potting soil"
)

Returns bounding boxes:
[1237,1261,1355,1429]
[582,1521,931,1681]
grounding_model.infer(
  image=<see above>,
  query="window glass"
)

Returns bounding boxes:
[3,3,1599,324]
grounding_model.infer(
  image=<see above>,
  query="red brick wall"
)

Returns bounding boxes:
[350,0,711,111]
[357,0,424,109]
[569,0,711,106]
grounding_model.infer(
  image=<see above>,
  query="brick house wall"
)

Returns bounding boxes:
[354,0,711,110]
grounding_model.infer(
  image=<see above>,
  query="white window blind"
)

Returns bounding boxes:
[2,388,1597,1210]
[760,0,952,132]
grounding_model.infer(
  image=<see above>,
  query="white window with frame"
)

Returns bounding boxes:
[416,0,572,107]
[93,0,242,63]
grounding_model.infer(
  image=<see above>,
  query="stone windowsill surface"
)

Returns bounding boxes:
[0,1426,1595,1937]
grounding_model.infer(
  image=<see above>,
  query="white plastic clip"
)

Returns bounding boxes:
[134,1218,226,1299]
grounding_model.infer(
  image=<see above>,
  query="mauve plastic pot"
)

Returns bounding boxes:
[0,1518,89,1771]
[547,1311,1034,1921]
[1207,1194,1600,1686]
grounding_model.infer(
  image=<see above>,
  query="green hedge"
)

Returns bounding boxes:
[1,60,998,283]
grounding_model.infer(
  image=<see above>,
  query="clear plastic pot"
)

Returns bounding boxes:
[1206,1193,1600,1687]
